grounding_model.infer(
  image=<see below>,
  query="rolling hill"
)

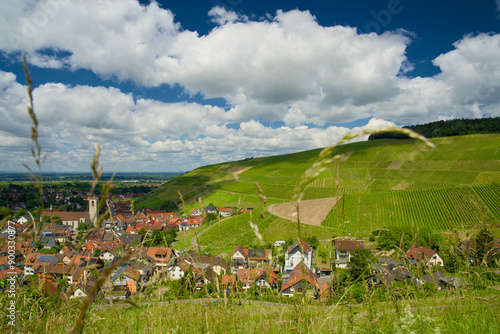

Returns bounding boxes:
[137,133,499,246]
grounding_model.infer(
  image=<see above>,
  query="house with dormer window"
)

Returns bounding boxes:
[238,266,278,291]
[230,245,272,274]
[146,247,175,272]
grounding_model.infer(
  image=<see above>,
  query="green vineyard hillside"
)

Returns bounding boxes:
[139,134,499,239]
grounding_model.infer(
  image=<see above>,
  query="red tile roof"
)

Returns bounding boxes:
[125,266,140,281]
[43,280,59,295]
[68,255,101,268]
[136,223,164,231]
[126,226,141,234]
[176,259,192,272]
[238,266,277,286]
[147,247,173,262]
[0,267,22,280]
[222,274,236,286]
[320,282,330,298]
[334,239,365,251]
[42,211,87,221]
[287,238,312,254]
[83,242,96,251]
[46,265,72,275]
[281,262,318,292]
[127,280,137,294]
[72,268,86,282]
[231,245,248,258]
[238,268,264,284]
[405,245,437,261]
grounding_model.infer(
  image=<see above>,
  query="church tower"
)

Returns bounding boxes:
[88,196,99,227]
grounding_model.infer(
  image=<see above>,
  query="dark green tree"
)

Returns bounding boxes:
[160,200,178,212]
[0,206,14,219]
[180,267,196,294]
[319,250,328,264]
[77,222,88,231]
[474,227,497,267]
[145,229,177,247]
[305,236,319,249]
[15,208,28,219]
[50,215,62,224]
[417,228,441,250]
[138,227,148,237]
[350,248,374,281]
[442,246,458,273]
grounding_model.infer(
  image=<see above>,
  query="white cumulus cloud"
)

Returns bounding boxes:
[0,2,499,171]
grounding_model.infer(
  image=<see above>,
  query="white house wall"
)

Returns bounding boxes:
[284,248,312,272]
[169,266,185,280]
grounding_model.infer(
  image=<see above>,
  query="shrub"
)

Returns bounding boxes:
[351,282,365,303]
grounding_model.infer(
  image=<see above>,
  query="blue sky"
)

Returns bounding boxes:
[0,0,499,173]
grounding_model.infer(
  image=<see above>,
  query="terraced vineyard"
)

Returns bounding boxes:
[197,208,275,248]
[322,184,499,232]
[141,134,500,240]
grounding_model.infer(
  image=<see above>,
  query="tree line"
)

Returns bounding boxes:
[368,117,500,140]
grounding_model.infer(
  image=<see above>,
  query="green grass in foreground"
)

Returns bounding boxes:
[4,289,499,333]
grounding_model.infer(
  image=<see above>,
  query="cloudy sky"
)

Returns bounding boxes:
[0,0,499,173]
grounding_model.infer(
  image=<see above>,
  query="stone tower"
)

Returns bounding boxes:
[88,196,99,227]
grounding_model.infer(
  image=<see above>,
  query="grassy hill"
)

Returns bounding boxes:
[137,134,499,246]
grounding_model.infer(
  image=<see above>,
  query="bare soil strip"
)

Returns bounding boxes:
[386,161,404,169]
[392,181,414,190]
[339,152,353,161]
[227,166,253,181]
[269,197,339,226]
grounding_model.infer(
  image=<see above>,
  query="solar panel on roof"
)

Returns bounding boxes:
[37,255,52,262]
[248,249,265,257]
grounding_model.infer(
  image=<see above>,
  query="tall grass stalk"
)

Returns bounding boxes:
[70,249,134,334]
[292,126,435,203]
[18,54,47,240]
[89,145,118,228]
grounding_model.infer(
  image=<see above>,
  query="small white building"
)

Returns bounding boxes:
[98,250,116,262]
[169,259,190,280]
[284,239,313,274]
[274,240,286,247]
[219,208,233,218]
